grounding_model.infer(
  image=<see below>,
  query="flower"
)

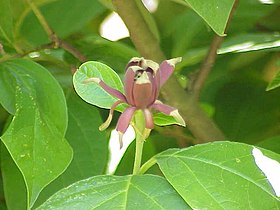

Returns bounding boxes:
[84,57,185,148]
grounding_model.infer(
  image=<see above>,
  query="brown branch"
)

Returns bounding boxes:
[27,0,87,62]
[57,38,87,62]
[113,0,225,143]
[190,0,239,98]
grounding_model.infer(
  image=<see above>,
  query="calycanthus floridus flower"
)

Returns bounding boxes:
[84,57,186,148]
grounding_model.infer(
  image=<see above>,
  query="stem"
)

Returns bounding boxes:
[27,0,54,39]
[139,157,157,175]
[190,0,239,98]
[132,110,147,175]
[133,133,144,175]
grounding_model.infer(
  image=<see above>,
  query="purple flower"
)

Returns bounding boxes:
[84,57,185,147]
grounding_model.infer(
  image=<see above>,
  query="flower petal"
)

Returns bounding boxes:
[116,106,137,148]
[116,106,137,134]
[99,100,125,131]
[124,66,142,106]
[133,71,153,108]
[126,57,159,71]
[143,109,154,129]
[125,57,143,69]
[151,102,186,126]
[83,77,127,102]
[159,57,182,87]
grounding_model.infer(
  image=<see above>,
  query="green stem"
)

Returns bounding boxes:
[133,132,144,175]
[132,110,147,175]
[26,0,54,38]
[139,157,157,175]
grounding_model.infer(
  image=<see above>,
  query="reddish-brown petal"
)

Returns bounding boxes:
[151,102,175,115]
[83,77,127,102]
[146,71,157,106]
[124,66,141,106]
[116,106,137,134]
[143,109,154,129]
[125,57,143,69]
[133,71,153,108]
[159,57,182,87]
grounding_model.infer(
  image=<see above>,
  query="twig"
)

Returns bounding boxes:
[113,0,225,143]
[26,0,87,62]
[190,0,239,98]
[58,39,87,62]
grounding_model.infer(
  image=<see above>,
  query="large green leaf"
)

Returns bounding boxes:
[179,0,235,36]
[73,61,124,109]
[0,59,73,208]
[154,141,280,209]
[34,91,108,207]
[37,175,191,209]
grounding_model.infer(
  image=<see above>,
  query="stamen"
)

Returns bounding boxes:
[99,114,113,131]
[83,77,101,84]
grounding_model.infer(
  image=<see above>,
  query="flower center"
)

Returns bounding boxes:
[135,71,151,84]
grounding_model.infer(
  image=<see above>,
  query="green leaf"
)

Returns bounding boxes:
[0,0,14,45]
[267,69,280,91]
[178,33,280,70]
[219,33,280,54]
[0,59,73,208]
[153,112,181,126]
[34,91,108,207]
[155,141,280,209]
[73,61,124,109]
[180,0,235,36]
[37,175,191,209]
[0,65,16,114]
[1,144,27,210]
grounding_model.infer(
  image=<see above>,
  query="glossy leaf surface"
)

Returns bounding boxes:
[34,92,108,207]
[0,59,73,208]
[155,141,280,209]
[181,0,235,35]
[73,61,124,109]
[38,175,190,210]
